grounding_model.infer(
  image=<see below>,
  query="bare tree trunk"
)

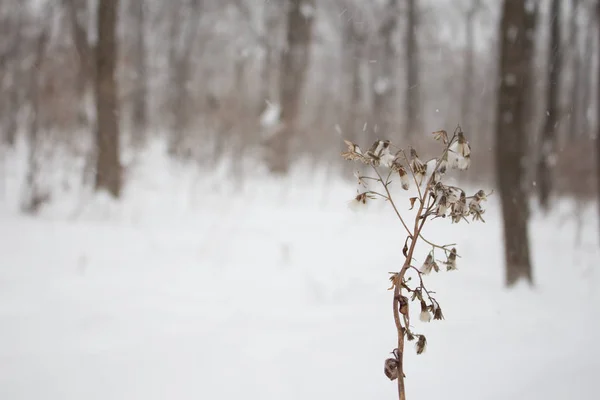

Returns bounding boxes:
[167,0,202,157]
[523,0,539,197]
[496,0,533,287]
[258,0,284,113]
[567,0,581,139]
[596,0,600,242]
[372,0,399,140]
[462,0,482,136]
[405,0,420,137]
[0,4,22,146]
[22,30,50,213]
[95,0,122,197]
[63,0,95,129]
[580,9,595,137]
[130,0,148,146]
[341,7,368,144]
[265,0,315,174]
[537,0,562,211]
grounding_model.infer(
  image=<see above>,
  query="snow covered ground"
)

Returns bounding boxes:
[1,141,599,400]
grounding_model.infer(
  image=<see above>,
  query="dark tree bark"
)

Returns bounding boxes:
[0,4,23,146]
[523,0,539,196]
[596,0,600,242]
[265,0,315,174]
[579,12,594,138]
[95,0,122,197]
[130,0,148,146]
[495,0,533,286]
[537,0,562,211]
[567,0,581,139]
[405,0,420,137]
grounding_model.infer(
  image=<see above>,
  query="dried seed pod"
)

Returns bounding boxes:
[399,295,409,316]
[420,253,435,275]
[384,357,399,381]
[433,305,445,321]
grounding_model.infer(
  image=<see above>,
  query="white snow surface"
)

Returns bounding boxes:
[1,140,599,400]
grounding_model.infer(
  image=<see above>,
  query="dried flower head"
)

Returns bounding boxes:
[435,195,449,217]
[468,190,488,222]
[366,140,392,166]
[434,156,448,182]
[450,191,468,223]
[348,192,375,212]
[420,253,436,275]
[455,131,471,157]
[433,305,445,321]
[432,129,449,144]
[399,295,409,316]
[419,301,432,323]
[342,140,366,162]
[469,201,486,222]
[384,356,399,381]
[445,248,458,271]
[416,335,427,355]
[448,131,471,170]
[409,148,427,185]
[397,165,410,190]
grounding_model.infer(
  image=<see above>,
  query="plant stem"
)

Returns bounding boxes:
[394,167,434,400]
[372,167,413,239]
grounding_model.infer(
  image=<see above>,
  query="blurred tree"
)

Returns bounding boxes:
[129,0,148,147]
[580,7,594,138]
[95,0,122,197]
[0,1,23,147]
[567,0,581,139]
[259,0,285,114]
[537,0,562,211]
[340,2,370,146]
[461,0,483,137]
[405,0,420,137]
[597,0,600,240]
[523,0,539,197]
[21,16,51,213]
[495,0,533,286]
[372,0,399,140]
[62,0,94,129]
[167,0,202,157]
[265,0,315,174]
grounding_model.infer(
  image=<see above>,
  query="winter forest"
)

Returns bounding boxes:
[1,0,599,399]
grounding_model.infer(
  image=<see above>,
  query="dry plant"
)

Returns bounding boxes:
[341,126,490,400]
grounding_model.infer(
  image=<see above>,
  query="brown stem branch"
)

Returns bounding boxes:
[372,166,413,239]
